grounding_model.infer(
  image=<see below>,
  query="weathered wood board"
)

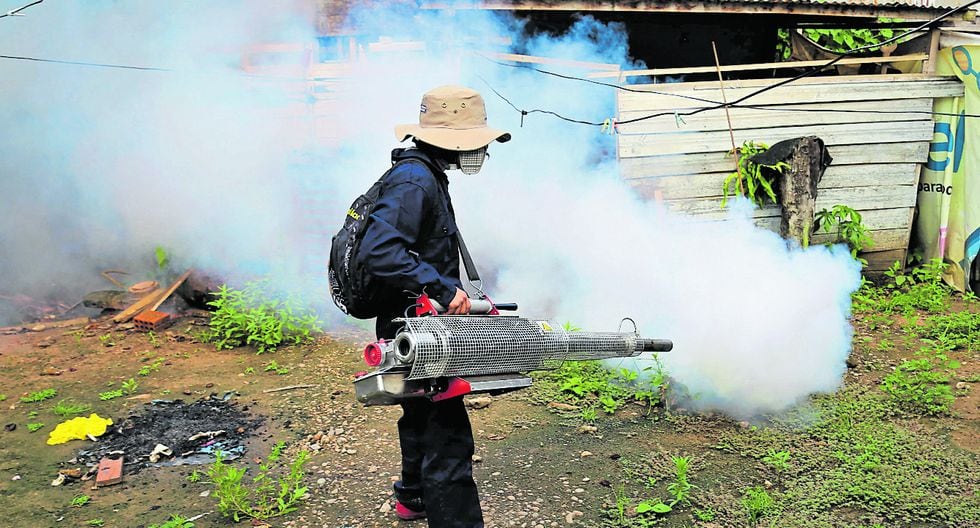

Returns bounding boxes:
[616,74,962,273]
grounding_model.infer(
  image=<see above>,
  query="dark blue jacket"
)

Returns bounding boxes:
[359,148,462,316]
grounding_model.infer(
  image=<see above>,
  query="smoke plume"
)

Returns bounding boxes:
[0,1,860,417]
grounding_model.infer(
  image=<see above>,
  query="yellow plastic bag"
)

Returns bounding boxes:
[46,414,113,445]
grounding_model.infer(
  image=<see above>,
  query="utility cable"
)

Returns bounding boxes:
[0,0,43,19]
[483,0,980,127]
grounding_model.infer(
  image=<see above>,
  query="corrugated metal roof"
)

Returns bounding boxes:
[714,0,960,9]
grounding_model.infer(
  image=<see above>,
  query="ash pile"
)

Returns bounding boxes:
[74,396,263,473]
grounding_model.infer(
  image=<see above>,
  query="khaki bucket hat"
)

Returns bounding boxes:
[395,85,511,151]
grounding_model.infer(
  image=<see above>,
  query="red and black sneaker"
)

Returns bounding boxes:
[395,501,427,521]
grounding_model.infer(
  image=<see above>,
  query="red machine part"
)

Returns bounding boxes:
[432,377,472,401]
[363,339,385,367]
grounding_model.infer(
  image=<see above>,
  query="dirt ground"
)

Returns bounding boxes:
[0,307,976,528]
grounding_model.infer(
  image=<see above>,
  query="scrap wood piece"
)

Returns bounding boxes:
[101,269,129,288]
[149,269,193,311]
[112,288,164,323]
[262,384,316,394]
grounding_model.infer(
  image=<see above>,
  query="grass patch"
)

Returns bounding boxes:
[712,387,979,526]
[52,399,92,418]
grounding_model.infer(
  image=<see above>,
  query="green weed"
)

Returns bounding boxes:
[52,399,92,418]
[762,449,791,472]
[721,141,789,208]
[0,394,6,402]
[207,441,310,521]
[666,456,695,506]
[693,507,716,521]
[208,281,321,354]
[814,205,873,264]
[86,520,105,527]
[98,333,114,347]
[264,360,288,375]
[880,358,954,415]
[147,331,161,348]
[741,486,776,524]
[148,514,194,528]
[26,422,44,432]
[99,389,124,401]
[20,388,56,403]
[70,495,91,507]
[532,357,666,418]
[121,378,139,394]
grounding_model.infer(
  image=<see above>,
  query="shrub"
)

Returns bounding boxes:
[208,281,321,354]
[207,441,310,521]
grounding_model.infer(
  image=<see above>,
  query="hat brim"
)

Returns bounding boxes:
[394,124,511,151]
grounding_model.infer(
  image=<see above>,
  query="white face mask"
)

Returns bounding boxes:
[457,146,487,175]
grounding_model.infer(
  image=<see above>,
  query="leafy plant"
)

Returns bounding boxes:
[814,205,873,262]
[149,515,195,528]
[86,520,105,527]
[207,441,310,521]
[122,378,139,394]
[26,422,44,432]
[762,449,791,472]
[52,399,91,418]
[264,360,288,375]
[803,19,898,53]
[186,470,203,483]
[208,281,321,354]
[722,141,790,208]
[666,456,695,506]
[693,507,716,521]
[0,394,6,402]
[138,357,166,377]
[636,499,671,514]
[580,406,598,424]
[243,367,256,375]
[154,246,170,271]
[147,331,161,348]
[27,410,38,418]
[562,320,582,332]
[98,333,114,347]
[70,494,91,507]
[20,388,56,403]
[99,389,124,401]
[741,486,775,524]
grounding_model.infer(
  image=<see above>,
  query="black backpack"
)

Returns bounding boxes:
[328,159,426,319]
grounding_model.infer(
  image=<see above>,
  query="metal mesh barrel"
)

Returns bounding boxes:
[398,316,645,380]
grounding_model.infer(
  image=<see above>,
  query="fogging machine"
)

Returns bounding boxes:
[353,294,673,406]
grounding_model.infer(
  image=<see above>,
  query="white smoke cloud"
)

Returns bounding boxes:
[0,1,860,417]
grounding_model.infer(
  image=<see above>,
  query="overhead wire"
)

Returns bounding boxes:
[0,0,43,20]
[479,0,980,127]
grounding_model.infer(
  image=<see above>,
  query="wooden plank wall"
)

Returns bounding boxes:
[617,74,963,272]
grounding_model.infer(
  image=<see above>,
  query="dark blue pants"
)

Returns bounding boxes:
[377,314,484,527]
[394,397,484,527]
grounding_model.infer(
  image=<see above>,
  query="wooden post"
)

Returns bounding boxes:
[712,41,743,194]
[923,28,942,74]
[778,136,827,245]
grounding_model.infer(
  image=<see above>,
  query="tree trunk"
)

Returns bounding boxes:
[779,136,828,246]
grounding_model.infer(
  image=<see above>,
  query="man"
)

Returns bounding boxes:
[357,85,510,527]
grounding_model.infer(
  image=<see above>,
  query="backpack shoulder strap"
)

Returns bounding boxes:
[456,232,481,284]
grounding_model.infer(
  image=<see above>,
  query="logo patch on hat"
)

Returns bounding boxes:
[420,103,427,114]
